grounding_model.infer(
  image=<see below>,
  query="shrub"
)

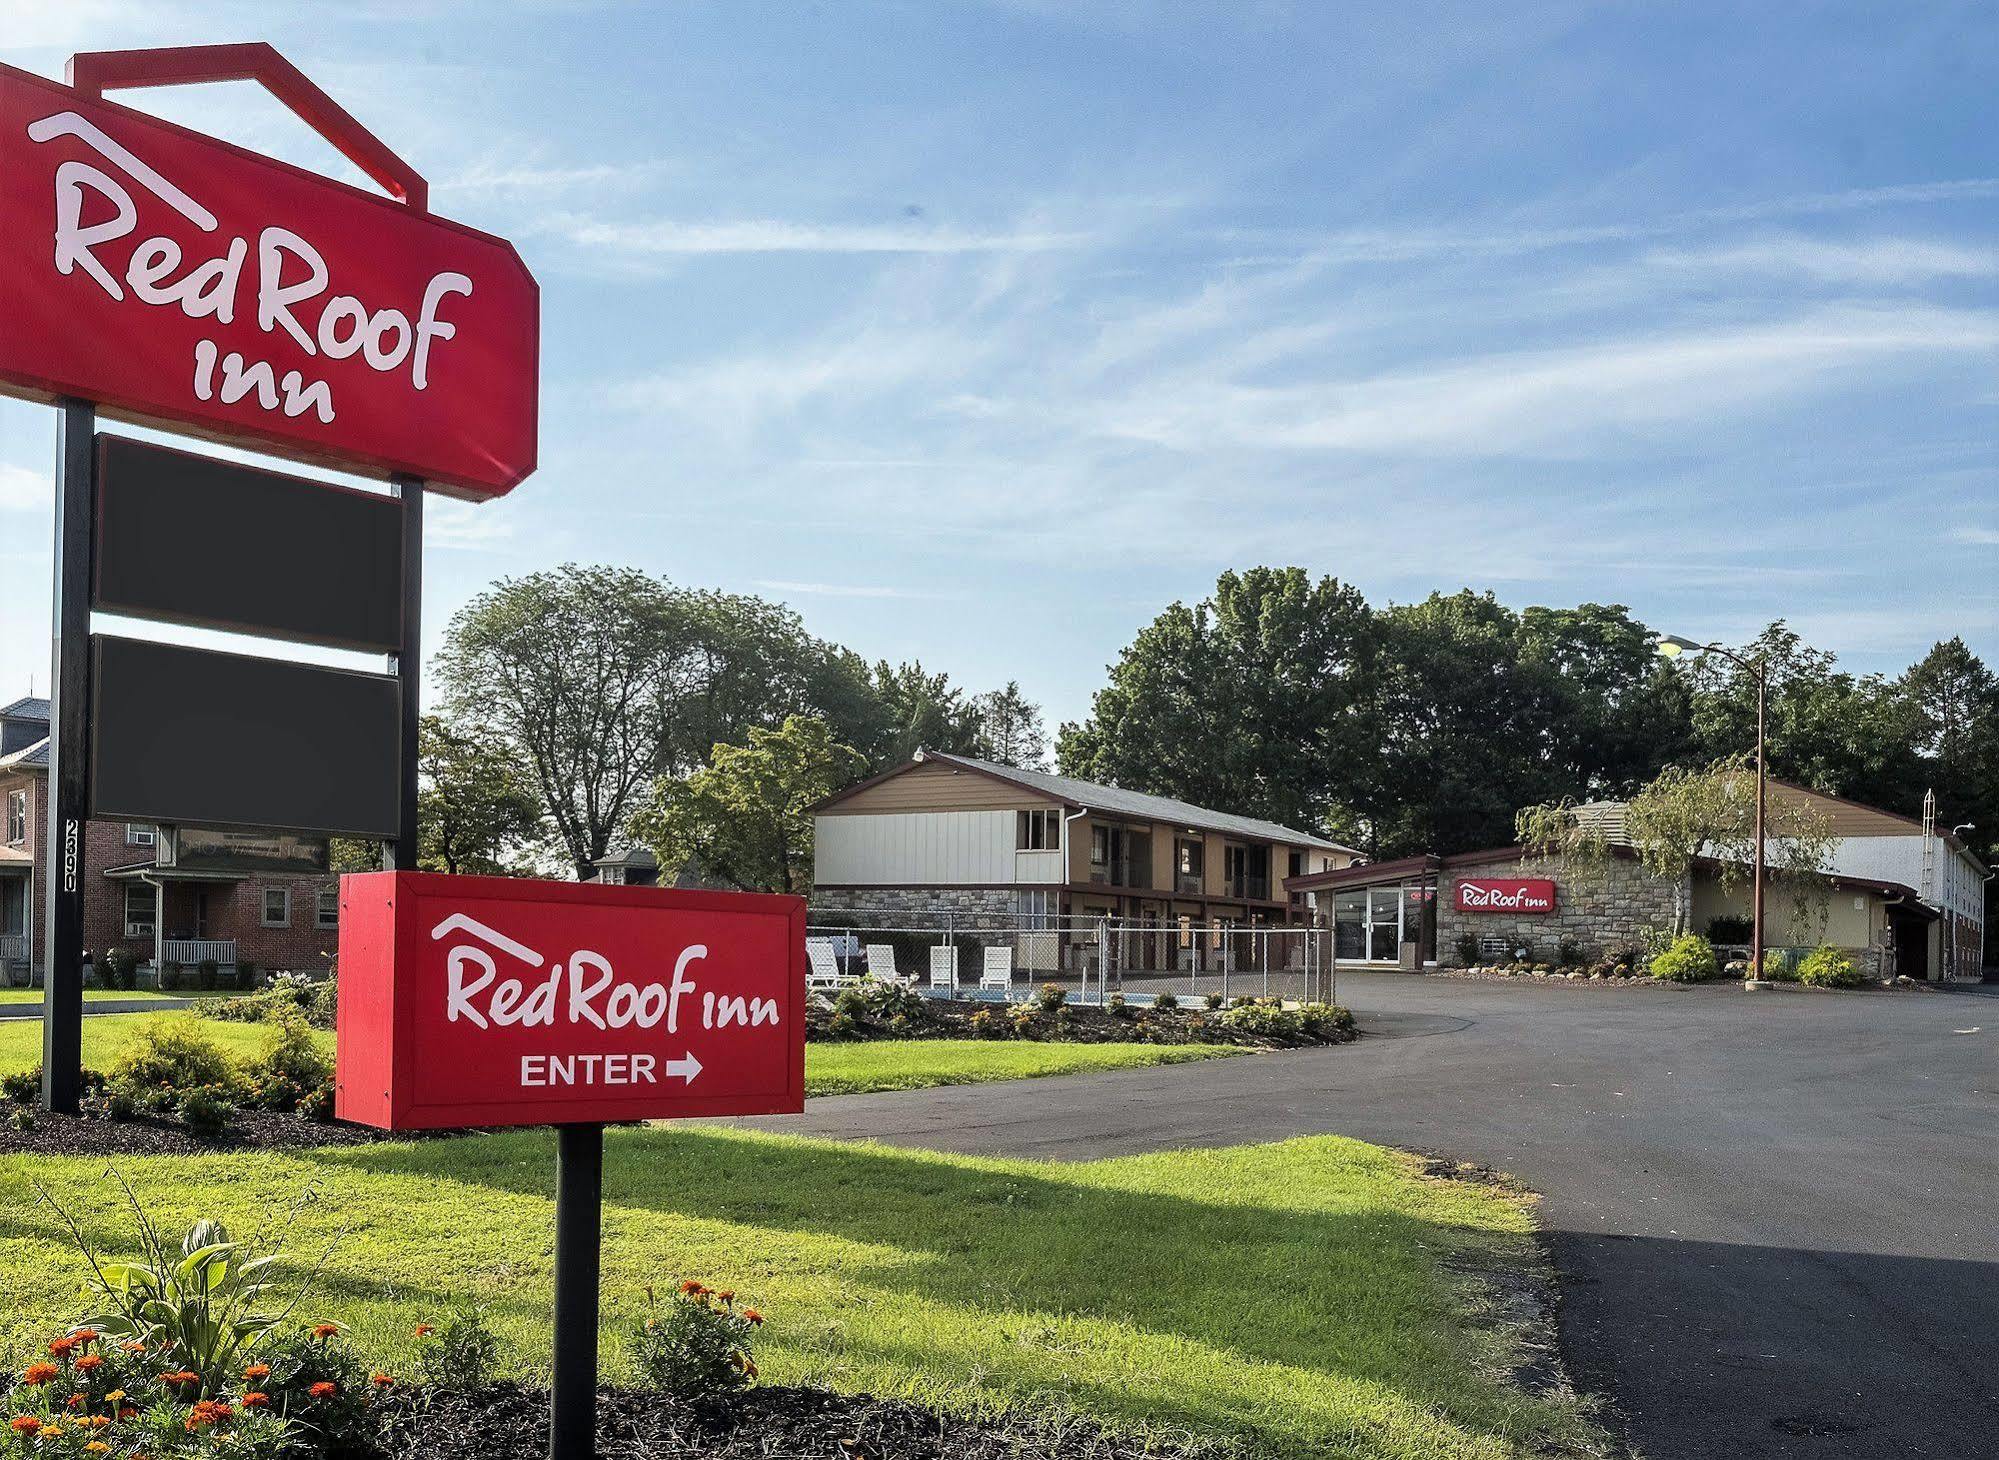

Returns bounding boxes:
[298,1079,336,1123]
[415,1308,500,1391]
[239,1014,333,1113]
[1556,936,1586,969]
[180,1085,236,1138]
[1106,992,1130,1017]
[196,958,220,992]
[1453,933,1481,967]
[631,1282,763,1401]
[1,1067,38,1104]
[1152,991,1179,1011]
[1705,914,1754,945]
[111,1018,237,1099]
[1203,992,1225,1010]
[1796,945,1864,989]
[1036,982,1067,1013]
[1297,1003,1355,1040]
[100,946,140,991]
[967,1007,1004,1038]
[260,1323,377,1453]
[236,959,259,990]
[1221,998,1304,1042]
[1649,933,1718,983]
[160,958,183,991]
[1007,1001,1041,1038]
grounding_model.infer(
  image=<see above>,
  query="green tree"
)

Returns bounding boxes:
[1058,568,1373,836]
[418,713,546,875]
[437,564,686,879]
[870,660,981,766]
[971,681,1049,769]
[634,715,866,894]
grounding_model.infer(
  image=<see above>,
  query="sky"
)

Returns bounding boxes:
[1,0,1994,731]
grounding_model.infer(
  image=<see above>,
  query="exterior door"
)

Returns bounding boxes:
[1889,911,1929,981]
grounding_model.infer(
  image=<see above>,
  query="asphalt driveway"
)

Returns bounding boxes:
[745,970,1999,1459]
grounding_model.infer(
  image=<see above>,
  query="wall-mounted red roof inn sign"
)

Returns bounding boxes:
[0,48,537,497]
[336,874,806,1130]
[1456,878,1558,914]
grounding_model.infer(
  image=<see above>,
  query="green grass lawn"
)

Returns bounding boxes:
[0,1016,1243,1098]
[0,1127,1594,1459]
[0,986,188,1004]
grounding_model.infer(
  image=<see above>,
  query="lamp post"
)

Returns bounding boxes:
[1657,634,1773,990]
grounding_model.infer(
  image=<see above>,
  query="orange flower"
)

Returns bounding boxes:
[311,1323,341,1340]
[86,1416,110,1428]
[22,1362,59,1385]
[308,1382,337,1399]
[715,1289,735,1303]
[369,1373,393,1388]
[240,1392,270,1409]
[413,1324,434,1338]
[160,1370,200,1388]
[242,1364,269,1382]
[8,1417,40,1435]
[184,1399,232,1432]
[71,1329,99,1344]
[678,1280,707,1296]
[65,1393,85,1410]
[117,1407,137,1421]
[48,1337,78,1357]
[85,1443,110,1455]
[742,1307,763,1326]
[75,1354,104,1372]
[119,1341,146,1353]
[103,1392,125,1406]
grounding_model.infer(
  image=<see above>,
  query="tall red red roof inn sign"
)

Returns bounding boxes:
[0,50,537,496]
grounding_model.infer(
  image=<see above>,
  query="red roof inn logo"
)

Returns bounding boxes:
[0,58,537,496]
[1456,878,1558,914]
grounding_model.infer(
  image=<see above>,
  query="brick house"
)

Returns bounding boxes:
[0,696,339,985]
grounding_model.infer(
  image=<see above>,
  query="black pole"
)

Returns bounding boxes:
[550,1123,604,1460]
[383,475,422,870]
[41,399,93,1114]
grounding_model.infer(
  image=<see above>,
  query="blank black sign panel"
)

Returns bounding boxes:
[90,635,401,839]
[94,434,404,653]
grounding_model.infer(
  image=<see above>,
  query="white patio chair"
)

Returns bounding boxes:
[928,944,959,990]
[980,945,1014,992]
[865,943,904,984]
[806,938,850,991]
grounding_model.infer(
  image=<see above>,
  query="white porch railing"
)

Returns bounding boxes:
[0,933,26,964]
[161,938,236,966]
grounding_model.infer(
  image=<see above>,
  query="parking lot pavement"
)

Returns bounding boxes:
[747,970,1999,1459]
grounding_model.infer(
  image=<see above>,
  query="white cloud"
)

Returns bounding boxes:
[548,215,1092,256]
[437,158,673,197]
[1074,306,1999,458]
[425,498,514,551]
[1951,526,1999,546]
[0,463,46,512]
[1641,236,1998,284]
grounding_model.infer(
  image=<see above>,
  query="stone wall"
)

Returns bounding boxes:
[1436,853,1684,966]
[810,886,1019,924]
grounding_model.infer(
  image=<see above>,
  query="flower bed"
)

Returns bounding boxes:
[808,980,1356,1049]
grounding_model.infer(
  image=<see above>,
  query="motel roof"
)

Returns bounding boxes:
[0,697,49,722]
[820,749,1360,854]
[0,737,49,771]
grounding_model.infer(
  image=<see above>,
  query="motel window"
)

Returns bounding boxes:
[1016,808,1059,850]
[4,790,23,845]
[123,883,156,938]
[316,888,339,929]
[262,887,291,927]
[1176,837,1203,892]
[1332,891,1367,960]
[126,823,155,847]
[1288,850,1304,879]
[1014,890,1054,929]
[1177,915,1193,949]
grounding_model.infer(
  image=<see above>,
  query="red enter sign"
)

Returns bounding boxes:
[1455,878,1557,914]
[335,873,805,1130]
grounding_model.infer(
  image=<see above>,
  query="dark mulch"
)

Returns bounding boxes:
[0,1105,427,1157]
[381,1384,1235,1460]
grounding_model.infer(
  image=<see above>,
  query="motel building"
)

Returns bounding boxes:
[1286,781,1987,983]
[811,750,1362,973]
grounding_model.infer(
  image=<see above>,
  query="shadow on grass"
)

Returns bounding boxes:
[296,1125,1558,1454]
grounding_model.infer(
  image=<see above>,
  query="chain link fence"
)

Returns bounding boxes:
[807,907,1338,1006]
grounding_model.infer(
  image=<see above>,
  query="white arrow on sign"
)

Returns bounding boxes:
[664,1052,703,1085]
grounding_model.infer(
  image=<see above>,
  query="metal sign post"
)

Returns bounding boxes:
[551,1124,605,1460]
[40,399,93,1114]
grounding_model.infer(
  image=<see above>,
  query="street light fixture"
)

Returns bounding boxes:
[1656,633,1773,990]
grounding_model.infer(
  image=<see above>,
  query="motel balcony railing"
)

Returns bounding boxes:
[0,932,26,966]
